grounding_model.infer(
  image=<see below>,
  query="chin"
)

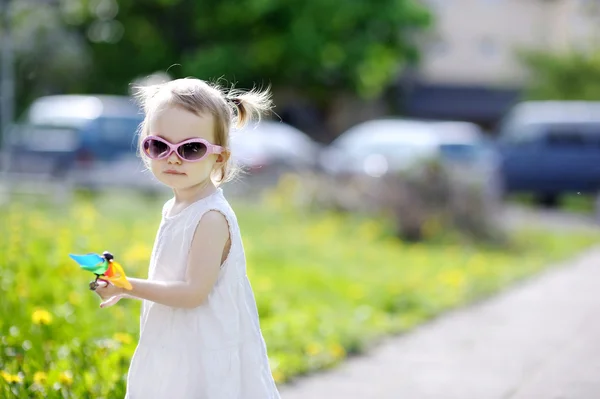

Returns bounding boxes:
[155,173,185,188]
[160,175,213,191]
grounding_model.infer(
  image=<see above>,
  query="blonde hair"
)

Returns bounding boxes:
[134,78,273,183]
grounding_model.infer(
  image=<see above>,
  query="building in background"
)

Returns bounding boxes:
[400,0,600,129]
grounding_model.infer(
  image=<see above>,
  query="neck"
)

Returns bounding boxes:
[172,179,217,204]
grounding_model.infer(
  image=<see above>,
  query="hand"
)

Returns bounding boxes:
[94,280,125,308]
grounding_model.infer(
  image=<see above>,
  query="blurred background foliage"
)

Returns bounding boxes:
[519,48,600,101]
[9,0,431,122]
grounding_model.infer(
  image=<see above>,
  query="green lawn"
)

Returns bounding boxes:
[1,191,598,398]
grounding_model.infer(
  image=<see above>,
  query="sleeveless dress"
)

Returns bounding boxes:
[125,188,281,399]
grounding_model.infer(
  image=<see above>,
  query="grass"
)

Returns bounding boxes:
[508,193,596,214]
[1,190,598,398]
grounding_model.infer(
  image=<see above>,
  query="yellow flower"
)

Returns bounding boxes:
[0,370,23,384]
[31,309,53,325]
[33,371,48,385]
[272,370,285,384]
[305,342,321,356]
[58,371,73,386]
[113,332,133,345]
[439,270,465,289]
[329,343,346,359]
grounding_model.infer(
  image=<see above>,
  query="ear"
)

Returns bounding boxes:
[215,149,230,165]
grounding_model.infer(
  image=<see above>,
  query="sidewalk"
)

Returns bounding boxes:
[280,247,600,399]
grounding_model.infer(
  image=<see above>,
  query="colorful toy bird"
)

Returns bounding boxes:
[69,251,132,291]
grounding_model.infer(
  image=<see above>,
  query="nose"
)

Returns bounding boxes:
[167,150,181,164]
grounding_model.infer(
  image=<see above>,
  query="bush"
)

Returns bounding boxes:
[267,162,505,245]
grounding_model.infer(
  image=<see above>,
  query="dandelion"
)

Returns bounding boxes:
[272,370,285,384]
[305,342,321,356]
[0,370,23,384]
[58,371,73,386]
[113,332,133,345]
[329,343,346,359]
[439,270,466,289]
[31,309,53,325]
[33,371,48,385]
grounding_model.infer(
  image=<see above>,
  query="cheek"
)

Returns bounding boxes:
[186,157,219,178]
[189,159,215,174]
[149,160,163,174]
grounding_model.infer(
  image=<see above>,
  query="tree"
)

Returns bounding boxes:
[519,48,600,101]
[517,0,600,102]
[4,0,91,119]
[10,0,432,137]
[81,0,431,100]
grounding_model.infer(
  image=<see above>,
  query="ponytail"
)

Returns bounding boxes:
[227,86,273,128]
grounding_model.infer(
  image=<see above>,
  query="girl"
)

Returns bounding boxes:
[94,78,281,398]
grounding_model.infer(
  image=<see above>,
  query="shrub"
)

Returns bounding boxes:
[266,161,506,245]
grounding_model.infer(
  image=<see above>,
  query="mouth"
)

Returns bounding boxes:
[163,170,186,175]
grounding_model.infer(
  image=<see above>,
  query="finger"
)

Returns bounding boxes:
[97,280,109,288]
[100,295,122,308]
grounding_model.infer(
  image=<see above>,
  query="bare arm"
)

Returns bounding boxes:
[97,210,230,309]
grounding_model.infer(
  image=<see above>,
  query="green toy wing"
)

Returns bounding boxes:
[69,254,109,275]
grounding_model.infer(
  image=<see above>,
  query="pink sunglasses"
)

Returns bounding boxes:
[141,135,223,162]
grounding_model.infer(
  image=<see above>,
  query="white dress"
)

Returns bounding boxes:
[125,188,281,399]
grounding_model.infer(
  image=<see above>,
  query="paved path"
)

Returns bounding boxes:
[503,205,599,232]
[280,248,600,399]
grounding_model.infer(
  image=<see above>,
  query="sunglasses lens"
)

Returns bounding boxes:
[144,139,169,159]
[178,142,207,161]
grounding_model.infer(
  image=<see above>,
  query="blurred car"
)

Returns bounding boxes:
[230,120,321,175]
[319,119,440,178]
[496,101,600,206]
[320,118,502,203]
[9,95,144,178]
[5,94,167,191]
[427,120,503,202]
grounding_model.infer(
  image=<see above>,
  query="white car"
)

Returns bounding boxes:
[321,118,503,203]
[230,120,320,174]
[320,119,440,177]
[427,120,504,204]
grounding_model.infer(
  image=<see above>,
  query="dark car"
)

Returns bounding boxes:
[496,101,600,206]
[8,95,144,178]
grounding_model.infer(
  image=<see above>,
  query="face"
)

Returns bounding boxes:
[145,106,228,191]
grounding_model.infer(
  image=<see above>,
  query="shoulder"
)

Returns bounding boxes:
[200,209,229,227]
[193,210,230,241]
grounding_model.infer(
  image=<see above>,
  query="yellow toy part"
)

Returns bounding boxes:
[103,261,133,290]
